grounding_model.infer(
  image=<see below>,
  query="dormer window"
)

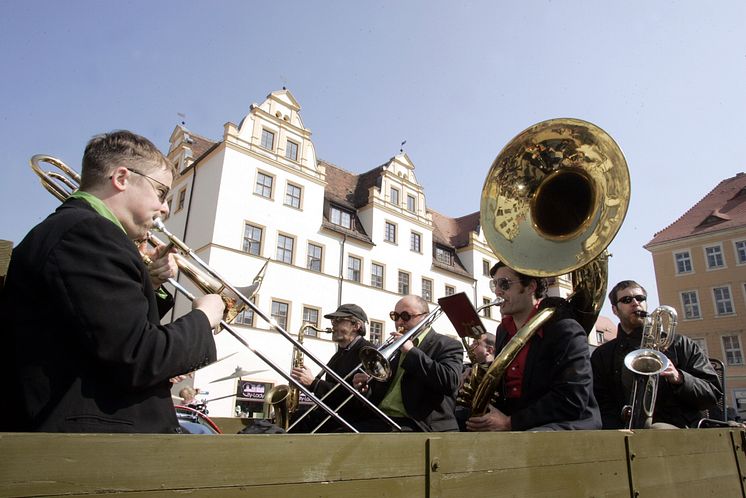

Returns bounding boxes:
[330,205,353,229]
[434,245,454,266]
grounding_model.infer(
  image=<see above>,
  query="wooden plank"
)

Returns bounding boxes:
[628,429,744,497]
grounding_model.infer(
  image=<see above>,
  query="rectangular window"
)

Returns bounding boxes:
[242,223,263,256]
[482,259,491,276]
[407,194,416,212]
[371,263,384,289]
[595,331,604,345]
[445,285,455,296]
[307,243,322,272]
[398,271,410,295]
[422,278,433,302]
[303,307,320,336]
[255,172,273,198]
[330,206,353,229]
[276,234,294,264]
[261,129,275,150]
[285,140,299,161]
[236,302,255,327]
[347,256,362,282]
[681,291,701,319]
[390,187,400,206]
[735,240,746,265]
[674,251,692,274]
[410,231,422,253]
[177,188,187,211]
[713,286,734,315]
[705,245,725,269]
[482,297,492,318]
[370,320,384,346]
[723,335,744,366]
[271,301,289,330]
[435,246,453,265]
[385,222,397,243]
[284,183,302,209]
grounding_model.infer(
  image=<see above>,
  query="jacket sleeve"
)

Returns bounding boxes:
[47,217,216,390]
[669,337,722,410]
[511,319,596,431]
[591,344,625,429]
[400,335,462,395]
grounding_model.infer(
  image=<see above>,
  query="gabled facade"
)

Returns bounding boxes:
[162,89,505,418]
[645,172,746,417]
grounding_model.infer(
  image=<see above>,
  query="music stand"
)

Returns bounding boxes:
[438,292,487,340]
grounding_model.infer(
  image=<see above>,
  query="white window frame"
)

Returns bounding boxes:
[385,221,397,244]
[713,285,735,316]
[410,231,422,253]
[242,222,264,256]
[254,171,274,199]
[406,194,416,213]
[680,290,702,320]
[398,270,410,295]
[445,285,455,296]
[276,233,295,264]
[722,334,744,366]
[307,242,323,272]
[285,139,299,162]
[330,205,353,229]
[284,182,302,209]
[734,239,746,266]
[371,262,384,289]
[261,128,275,150]
[390,187,400,207]
[302,306,321,336]
[271,300,290,330]
[673,250,693,275]
[422,277,433,302]
[347,255,362,282]
[369,320,384,346]
[704,244,726,270]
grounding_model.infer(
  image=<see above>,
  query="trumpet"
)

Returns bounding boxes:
[28,154,374,433]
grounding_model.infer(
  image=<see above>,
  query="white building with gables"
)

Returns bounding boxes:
[164,89,569,419]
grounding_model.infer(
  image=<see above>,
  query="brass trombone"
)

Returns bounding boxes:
[28,154,389,433]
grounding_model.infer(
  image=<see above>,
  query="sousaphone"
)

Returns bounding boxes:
[470,118,630,417]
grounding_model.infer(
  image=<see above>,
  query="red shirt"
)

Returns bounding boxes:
[501,304,543,399]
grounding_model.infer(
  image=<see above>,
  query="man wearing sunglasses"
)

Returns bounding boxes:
[289,303,372,432]
[591,280,721,429]
[351,295,463,432]
[1,131,225,433]
[466,262,601,432]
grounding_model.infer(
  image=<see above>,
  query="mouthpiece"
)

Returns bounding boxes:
[635,310,648,318]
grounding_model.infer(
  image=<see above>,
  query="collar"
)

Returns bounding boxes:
[338,335,363,352]
[502,303,544,338]
[69,191,126,234]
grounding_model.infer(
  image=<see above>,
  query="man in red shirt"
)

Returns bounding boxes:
[466,262,600,431]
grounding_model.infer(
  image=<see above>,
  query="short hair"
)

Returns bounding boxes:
[80,130,174,190]
[490,261,547,299]
[403,294,430,314]
[179,386,196,400]
[608,280,647,306]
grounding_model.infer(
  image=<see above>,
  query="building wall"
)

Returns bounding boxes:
[648,227,746,416]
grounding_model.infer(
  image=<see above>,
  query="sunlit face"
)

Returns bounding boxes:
[392,297,427,333]
[612,286,648,333]
[469,334,492,363]
[120,164,172,241]
[491,266,534,319]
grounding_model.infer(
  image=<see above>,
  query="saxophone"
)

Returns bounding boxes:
[266,323,331,429]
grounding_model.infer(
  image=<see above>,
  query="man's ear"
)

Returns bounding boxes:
[110,166,129,192]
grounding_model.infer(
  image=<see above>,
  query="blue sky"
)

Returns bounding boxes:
[2,1,745,319]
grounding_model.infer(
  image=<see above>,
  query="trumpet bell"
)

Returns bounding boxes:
[480,118,630,276]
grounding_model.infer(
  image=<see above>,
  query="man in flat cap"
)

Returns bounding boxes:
[289,303,373,432]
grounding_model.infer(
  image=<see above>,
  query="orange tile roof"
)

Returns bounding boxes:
[646,172,746,248]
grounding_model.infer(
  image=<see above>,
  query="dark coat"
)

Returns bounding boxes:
[367,329,463,432]
[0,199,216,433]
[493,302,601,431]
[591,324,722,428]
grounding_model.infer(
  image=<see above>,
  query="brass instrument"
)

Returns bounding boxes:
[29,155,378,433]
[267,323,331,429]
[471,118,630,417]
[623,306,677,429]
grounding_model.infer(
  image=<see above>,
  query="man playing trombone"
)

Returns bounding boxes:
[289,303,373,432]
[352,295,463,432]
[0,130,225,433]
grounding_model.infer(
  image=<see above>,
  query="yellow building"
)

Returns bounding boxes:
[645,172,746,418]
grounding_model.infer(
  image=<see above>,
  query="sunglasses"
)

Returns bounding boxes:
[389,311,427,322]
[489,278,518,293]
[616,295,647,305]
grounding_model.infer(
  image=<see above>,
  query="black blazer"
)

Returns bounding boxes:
[368,329,463,432]
[0,199,216,433]
[494,307,601,431]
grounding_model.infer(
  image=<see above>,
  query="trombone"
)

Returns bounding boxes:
[27,154,391,433]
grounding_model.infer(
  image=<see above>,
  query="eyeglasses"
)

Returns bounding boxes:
[389,311,427,322]
[127,168,170,204]
[616,295,647,305]
[489,278,518,293]
[331,317,354,325]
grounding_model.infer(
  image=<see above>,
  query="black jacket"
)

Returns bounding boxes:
[367,329,463,432]
[493,301,601,430]
[591,325,722,428]
[0,199,216,433]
